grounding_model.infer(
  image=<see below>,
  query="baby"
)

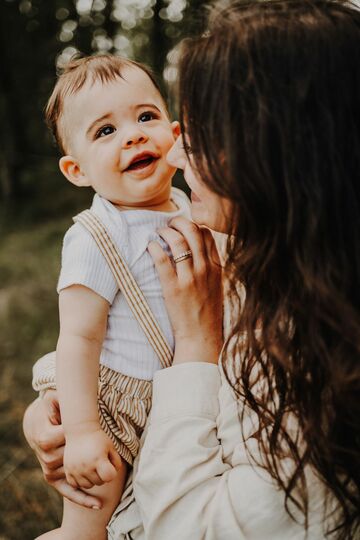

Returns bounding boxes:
[33,54,190,539]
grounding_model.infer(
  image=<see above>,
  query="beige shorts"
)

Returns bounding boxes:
[98,365,152,465]
[32,353,152,466]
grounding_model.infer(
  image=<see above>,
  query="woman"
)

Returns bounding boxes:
[24,0,360,538]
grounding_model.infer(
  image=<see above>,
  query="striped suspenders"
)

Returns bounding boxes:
[73,210,173,370]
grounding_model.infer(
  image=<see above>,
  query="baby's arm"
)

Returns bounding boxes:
[57,285,122,489]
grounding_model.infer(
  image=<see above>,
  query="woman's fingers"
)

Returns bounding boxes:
[23,396,102,510]
[24,397,65,452]
[39,444,64,471]
[43,465,65,483]
[41,389,62,425]
[172,218,221,273]
[37,424,65,454]
[23,396,66,485]
[156,227,193,280]
[148,241,176,294]
[37,427,65,480]
[168,216,204,254]
[162,217,208,272]
[152,218,221,298]
[51,478,102,509]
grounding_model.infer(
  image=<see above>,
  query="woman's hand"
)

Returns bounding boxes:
[23,391,102,509]
[149,217,223,365]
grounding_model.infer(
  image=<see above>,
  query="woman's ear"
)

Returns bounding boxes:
[59,156,91,187]
[171,121,181,140]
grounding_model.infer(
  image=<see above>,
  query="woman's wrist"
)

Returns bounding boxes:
[172,336,221,365]
[151,362,220,422]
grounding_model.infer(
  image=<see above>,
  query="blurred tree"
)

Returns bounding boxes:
[0,0,208,206]
[0,0,60,200]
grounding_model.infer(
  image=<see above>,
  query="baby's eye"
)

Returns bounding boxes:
[95,125,116,139]
[138,111,157,123]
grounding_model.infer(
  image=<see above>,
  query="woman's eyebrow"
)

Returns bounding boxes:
[86,113,112,136]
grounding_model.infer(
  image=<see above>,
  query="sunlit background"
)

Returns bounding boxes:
[0,1,207,538]
[0,0,207,212]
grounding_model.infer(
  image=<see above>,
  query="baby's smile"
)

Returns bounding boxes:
[123,151,160,173]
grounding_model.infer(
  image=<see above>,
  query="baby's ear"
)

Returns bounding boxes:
[171,121,181,139]
[59,156,91,187]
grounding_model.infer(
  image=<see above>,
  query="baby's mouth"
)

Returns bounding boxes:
[124,154,159,172]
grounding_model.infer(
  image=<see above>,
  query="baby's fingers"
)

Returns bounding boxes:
[109,447,123,471]
[65,466,100,488]
[76,475,96,490]
[66,471,80,489]
[96,458,118,483]
[82,469,104,487]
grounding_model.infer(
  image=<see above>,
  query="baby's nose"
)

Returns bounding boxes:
[123,131,148,148]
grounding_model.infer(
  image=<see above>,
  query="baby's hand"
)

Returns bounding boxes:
[64,425,122,489]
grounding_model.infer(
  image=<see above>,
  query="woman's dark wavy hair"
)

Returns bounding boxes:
[178,0,360,537]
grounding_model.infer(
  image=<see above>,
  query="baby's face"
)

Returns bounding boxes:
[60,66,179,209]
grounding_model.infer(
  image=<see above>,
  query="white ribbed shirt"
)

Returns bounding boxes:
[57,187,191,381]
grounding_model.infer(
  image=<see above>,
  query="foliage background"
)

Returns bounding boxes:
[0,1,208,537]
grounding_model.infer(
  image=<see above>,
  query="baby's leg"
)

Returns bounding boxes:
[36,460,127,540]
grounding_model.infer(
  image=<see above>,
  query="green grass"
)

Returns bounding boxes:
[0,204,88,539]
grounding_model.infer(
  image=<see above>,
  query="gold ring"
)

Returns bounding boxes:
[173,250,193,264]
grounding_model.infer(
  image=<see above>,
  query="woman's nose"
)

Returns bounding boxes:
[122,129,149,148]
[167,137,186,169]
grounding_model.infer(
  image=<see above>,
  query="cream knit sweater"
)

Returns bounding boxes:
[107,361,331,540]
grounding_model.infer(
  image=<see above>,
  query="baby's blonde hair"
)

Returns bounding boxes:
[45,54,166,154]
